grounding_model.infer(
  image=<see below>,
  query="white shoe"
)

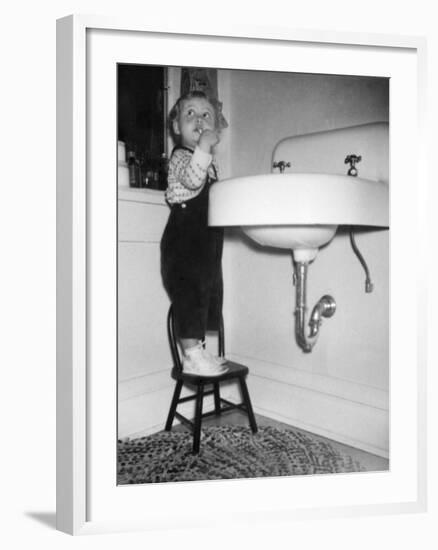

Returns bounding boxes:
[200,341,228,366]
[203,348,228,366]
[183,344,228,376]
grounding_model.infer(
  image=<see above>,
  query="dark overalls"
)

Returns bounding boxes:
[160,146,224,340]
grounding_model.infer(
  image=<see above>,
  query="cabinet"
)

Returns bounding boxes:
[117,189,173,437]
[118,65,168,190]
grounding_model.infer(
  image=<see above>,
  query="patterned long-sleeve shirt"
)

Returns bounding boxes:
[165,146,219,205]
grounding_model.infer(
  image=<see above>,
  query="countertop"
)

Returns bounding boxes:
[118,186,166,206]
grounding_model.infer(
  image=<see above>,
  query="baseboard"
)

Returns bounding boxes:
[118,373,236,439]
[253,403,388,459]
[228,352,389,458]
[118,356,389,458]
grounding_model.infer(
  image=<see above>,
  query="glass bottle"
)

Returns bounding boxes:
[127,151,138,187]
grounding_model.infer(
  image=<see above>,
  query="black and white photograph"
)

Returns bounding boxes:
[116,64,390,484]
[1,0,436,543]
[1,0,430,544]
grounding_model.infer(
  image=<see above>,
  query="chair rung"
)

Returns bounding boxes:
[201,400,248,417]
[176,394,196,404]
[220,397,246,411]
[219,403,247,414]
[175,403,246,425]
[177,389,215,404]
[174,412,194,429]
[201,409,219,419]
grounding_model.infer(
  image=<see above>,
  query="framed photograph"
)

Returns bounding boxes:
[57,15,427,535]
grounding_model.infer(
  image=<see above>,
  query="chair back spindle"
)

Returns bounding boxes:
[167,306,183,372]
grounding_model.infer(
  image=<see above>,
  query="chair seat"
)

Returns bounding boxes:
[171,360,249,383]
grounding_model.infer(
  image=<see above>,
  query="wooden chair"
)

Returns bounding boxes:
[165,305,258,454]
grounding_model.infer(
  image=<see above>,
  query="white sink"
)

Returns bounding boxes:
[242,224,338,261]
[208,173,389,261]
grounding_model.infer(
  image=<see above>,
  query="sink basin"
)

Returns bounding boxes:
[242,224,338,261]
[208,173,389,261]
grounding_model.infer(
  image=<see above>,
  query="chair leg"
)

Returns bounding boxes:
[193,383,204,454]
[213,383,221,415]
[239,376,258,433]
[165,380,183,431]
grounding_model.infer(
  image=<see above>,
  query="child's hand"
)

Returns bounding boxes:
[198,129,220,153]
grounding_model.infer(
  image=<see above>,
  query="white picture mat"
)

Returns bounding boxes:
[86,27,424,528]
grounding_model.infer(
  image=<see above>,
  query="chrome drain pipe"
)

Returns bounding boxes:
[294,261,336,353]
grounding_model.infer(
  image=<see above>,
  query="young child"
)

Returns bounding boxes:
[161,91,229,376]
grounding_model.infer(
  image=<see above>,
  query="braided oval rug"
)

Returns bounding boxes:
[117,425,365,484]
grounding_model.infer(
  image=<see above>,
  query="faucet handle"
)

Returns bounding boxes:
[344,154,362,177]
[273,160,291,173]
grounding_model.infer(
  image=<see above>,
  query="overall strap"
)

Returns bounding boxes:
[209,163,218,183]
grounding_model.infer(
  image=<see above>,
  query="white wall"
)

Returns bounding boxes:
[227,70,389,177]
[220,69,390,455]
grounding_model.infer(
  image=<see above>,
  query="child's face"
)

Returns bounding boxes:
[173,97,216,149]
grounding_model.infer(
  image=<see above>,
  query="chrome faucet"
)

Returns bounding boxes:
[273,160,291,173]
[344,154,362,177]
